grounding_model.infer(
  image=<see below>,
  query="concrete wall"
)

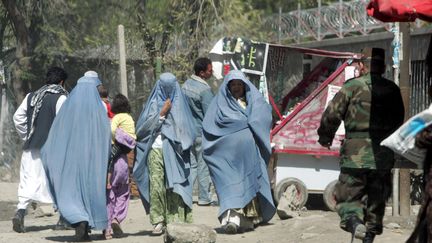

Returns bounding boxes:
[298,27,432,80]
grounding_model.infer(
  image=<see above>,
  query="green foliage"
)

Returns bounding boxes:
[0,0,293,95]
[134,0,267,80]
[216,0,266,41]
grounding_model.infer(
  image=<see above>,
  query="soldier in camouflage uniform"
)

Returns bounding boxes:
[317,48,405,243]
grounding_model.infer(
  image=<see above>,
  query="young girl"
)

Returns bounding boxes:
[104,94,136,239]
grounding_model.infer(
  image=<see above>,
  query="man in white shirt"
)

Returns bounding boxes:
[12,67,68,233]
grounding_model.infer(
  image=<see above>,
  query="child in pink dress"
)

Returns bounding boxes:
[104,94,136,239]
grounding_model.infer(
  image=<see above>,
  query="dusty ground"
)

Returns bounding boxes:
[0,182,415,243]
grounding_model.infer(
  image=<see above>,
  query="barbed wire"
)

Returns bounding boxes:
[264,0,411,42]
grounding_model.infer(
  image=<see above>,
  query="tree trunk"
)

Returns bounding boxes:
[1,0,32,103]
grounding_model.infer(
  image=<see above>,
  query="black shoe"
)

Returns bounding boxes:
[12,209,25,233]
[74,221,90,241]
[363,232,375,243]
[198,200,218,206]
[223,222,238,234]
[346,216,366,240]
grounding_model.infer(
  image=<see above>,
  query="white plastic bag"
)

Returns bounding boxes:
[381,104,432,168]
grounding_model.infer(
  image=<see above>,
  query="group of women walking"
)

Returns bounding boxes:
[35,68,275,241]
[133,70,275,236]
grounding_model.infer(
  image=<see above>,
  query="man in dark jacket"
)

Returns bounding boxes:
[12,67,68,233]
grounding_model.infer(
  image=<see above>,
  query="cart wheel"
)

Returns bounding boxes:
[275,177,308,208]
[323,180,338,211]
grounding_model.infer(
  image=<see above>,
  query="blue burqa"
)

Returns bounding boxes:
[41,75,110,230]
[202,70,276,222]
[133,72,196,212]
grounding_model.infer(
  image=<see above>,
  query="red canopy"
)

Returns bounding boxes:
[367,0,432,22]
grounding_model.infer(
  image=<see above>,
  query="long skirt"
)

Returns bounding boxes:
[148,148,192,225]
[106,153,130,230]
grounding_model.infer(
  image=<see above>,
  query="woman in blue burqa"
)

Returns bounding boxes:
[133,72,196,235]
[41,71,111,241]
[202,70,276,234]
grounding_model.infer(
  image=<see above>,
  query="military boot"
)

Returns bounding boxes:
[363,232,375,243]
[346,216,366,241]
[12,209,26,233]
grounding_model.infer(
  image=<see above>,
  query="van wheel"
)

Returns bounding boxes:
[274,177,308,208]
[323,180,338,211]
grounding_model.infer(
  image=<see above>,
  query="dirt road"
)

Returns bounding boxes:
[0,182,413,243]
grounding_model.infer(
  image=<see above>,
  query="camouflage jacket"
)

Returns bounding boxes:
[318,73,404,169]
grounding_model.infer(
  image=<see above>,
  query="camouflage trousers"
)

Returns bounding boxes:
[148,149,192,225]
[335,168,392,235]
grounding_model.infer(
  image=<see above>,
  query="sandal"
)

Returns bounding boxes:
[111,219,123,237]
[151,222,165,235]
[103,229,113,240]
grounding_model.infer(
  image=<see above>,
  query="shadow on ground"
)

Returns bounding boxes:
[305,194,330,211]
[46,229,156,241]
[46,234,107,242]
[124,230,153,237]
[214,221,274,234]
[25,224,57,232]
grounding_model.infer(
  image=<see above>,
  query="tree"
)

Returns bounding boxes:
[136,0,266,80]
[0,0,142,102]
[1,0,36,102]
[1,0,270,101]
